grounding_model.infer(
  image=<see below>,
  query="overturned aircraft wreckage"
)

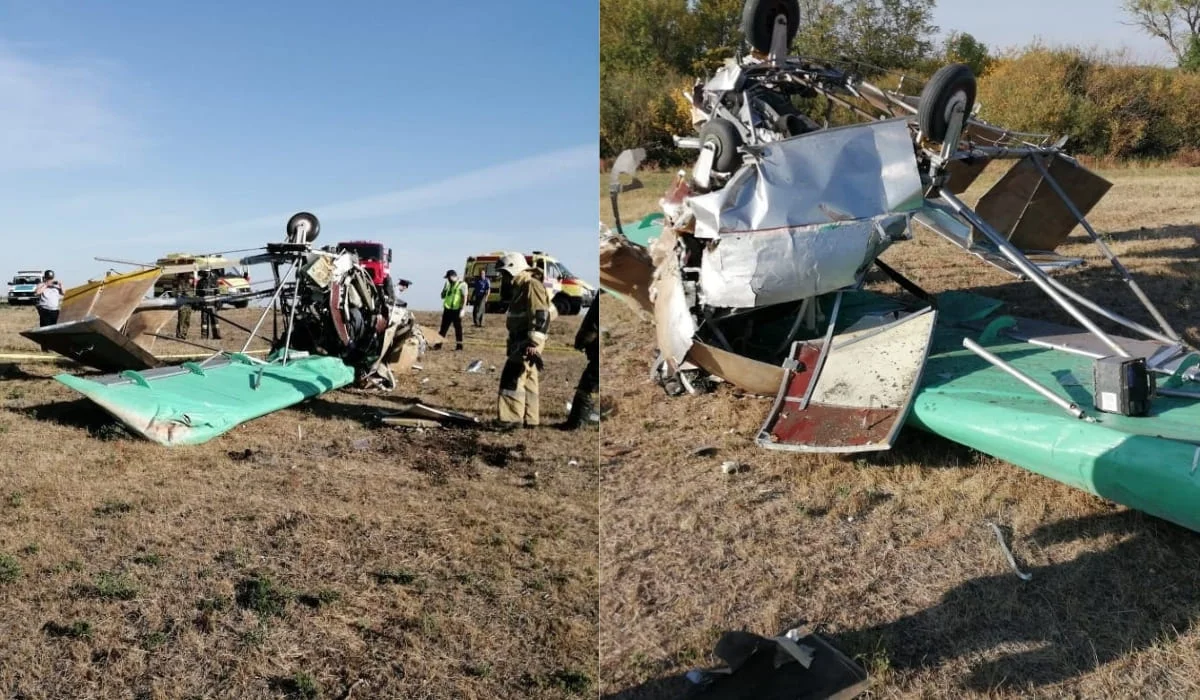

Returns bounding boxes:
[602,0,1200,533]
[27,212,425,446]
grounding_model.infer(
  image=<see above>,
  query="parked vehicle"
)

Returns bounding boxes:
[6,270,43,305]
[335,240,395,300]
[463,251,595,315]
[152,254,252,307]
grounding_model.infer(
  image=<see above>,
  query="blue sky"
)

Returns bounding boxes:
[0,0,598,310]
[935,0,1171,65]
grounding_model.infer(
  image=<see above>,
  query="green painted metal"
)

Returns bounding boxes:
[56,355,354,446]
[612,217,1200,530]
[912,318,1200,533]
[617,214,663,248]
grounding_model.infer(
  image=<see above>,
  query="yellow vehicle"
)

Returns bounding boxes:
[152,253,252,308]
[464,251,595,315]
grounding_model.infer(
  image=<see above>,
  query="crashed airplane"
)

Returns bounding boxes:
[25,212,425,446]
[601,0,1200,533]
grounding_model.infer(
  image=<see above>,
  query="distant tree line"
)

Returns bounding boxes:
[601,0,1200,164]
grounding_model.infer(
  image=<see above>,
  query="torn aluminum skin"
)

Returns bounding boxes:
[686,118,923,309]
[757,307,938,453]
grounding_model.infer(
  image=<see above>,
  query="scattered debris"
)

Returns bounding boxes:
[685,628,869,698]
[32,212,428,446]
[692,445,718,457]
[720,461,743,475]
[988,521,1033,581]
[376,401,479,429]
[597,0,1200,534]
[465,359,484,373]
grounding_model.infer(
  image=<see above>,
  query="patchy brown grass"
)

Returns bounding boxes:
[599,165,1200,698]
[0,305,597,698]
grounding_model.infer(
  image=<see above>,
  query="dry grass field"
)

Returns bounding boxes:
[599,166,1200,698]
[0,304,597,699]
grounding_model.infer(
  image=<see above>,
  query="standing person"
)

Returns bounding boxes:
[175,272,194,339]
[471,271,491,327]
[394,279,412,308]
[34,270,64,327]
[197,270,222,341]
[496,252,550,428]
[434,269,467,350]
[561,293,600,430]
[176,302,192,339]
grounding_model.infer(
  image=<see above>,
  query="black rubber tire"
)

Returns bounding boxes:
[553,294,572,316]
[741,0,800,54]
[569,297,582,316]
[698,118,744,173]
[286,211,321,243]
[917,63,976,142]
[234,301,250,309]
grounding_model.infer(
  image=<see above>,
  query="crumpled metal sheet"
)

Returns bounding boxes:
[698,214,906,308]
[56,354,354,446]
[59,268,162,328]
[648,227,696,368]
[21,316,163,372]
[688,118,923,238]
[599,229,656,316]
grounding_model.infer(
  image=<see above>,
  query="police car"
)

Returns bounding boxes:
[6,271,43,305]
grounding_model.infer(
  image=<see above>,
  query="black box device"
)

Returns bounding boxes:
[1093,356,1153,416]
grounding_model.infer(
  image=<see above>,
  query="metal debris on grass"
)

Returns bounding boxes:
[989,521,1033,581]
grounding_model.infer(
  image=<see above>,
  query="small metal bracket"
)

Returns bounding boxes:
[768,14,790,63]
[981,315,1017,344]
[119,370,151,389]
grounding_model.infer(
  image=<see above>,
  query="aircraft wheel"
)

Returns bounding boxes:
[917,63,977,142]
[698,118,744,174]
[741,0,800,54]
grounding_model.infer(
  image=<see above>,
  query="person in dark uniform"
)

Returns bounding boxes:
[470,272,491,327]
[561,293,600,430]
[197,270,222,340]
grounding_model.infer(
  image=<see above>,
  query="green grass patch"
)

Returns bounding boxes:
[77,572,138,601]
[0,554,20,583]
[235,574,289,618]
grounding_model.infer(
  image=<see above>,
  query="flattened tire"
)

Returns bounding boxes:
[698,118,744,174]
[741,0,800,54]
[917,63,976,142]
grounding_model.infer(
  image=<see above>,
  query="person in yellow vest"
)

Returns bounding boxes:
[434,269,467,351]
[496,252,551,428]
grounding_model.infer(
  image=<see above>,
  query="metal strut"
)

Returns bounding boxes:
[1029,154,1182,343]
